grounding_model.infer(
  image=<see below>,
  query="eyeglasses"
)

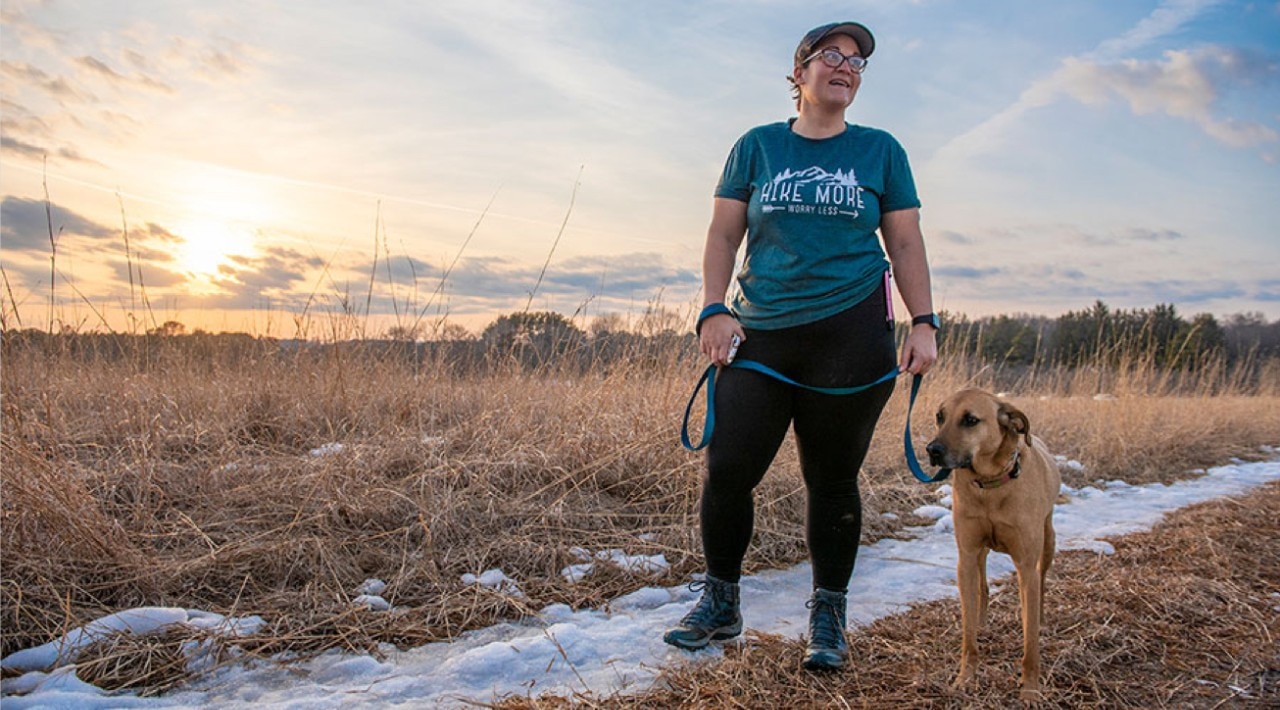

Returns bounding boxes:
[804,48,868,74]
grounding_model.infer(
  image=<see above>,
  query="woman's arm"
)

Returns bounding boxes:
[700,197,748,365]
[881,207,938,375]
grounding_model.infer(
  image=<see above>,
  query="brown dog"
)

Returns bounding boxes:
[926,389,1060,701]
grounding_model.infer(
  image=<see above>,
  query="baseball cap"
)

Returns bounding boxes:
[794,22,875,65]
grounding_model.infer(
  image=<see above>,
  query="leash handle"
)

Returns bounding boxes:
[680,360,898,451]
[681,365,951,485]
[680,364,718,450]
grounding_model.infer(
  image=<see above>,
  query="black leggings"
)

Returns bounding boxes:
[702,283,896,591]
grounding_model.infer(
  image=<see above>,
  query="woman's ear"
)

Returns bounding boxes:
[792,63,806,88]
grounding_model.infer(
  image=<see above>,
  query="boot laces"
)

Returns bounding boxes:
[681,580,729,626]
[806,594,846,649]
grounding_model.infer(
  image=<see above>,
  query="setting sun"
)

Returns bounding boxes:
[166,163,280,290]
[175,218,257,281]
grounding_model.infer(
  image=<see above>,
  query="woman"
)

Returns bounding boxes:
[663,21,939,671]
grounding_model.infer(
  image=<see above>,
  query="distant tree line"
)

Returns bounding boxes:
[5,302,1279,376]
[939,301,1280,368]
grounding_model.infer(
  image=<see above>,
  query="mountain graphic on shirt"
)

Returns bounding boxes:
[770,166,859,189]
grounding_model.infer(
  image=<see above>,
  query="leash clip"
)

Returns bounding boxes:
[903,374,951,483]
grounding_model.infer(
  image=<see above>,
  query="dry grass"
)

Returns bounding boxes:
[2,331,1278,698]
[502,482,1280,708]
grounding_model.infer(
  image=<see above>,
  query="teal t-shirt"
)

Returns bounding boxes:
[715,120,920,329]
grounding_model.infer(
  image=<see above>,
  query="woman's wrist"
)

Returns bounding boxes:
[910,312,940,331]
[696,303,735,335]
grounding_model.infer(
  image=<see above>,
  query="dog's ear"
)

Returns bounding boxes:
[998,402,1032,446]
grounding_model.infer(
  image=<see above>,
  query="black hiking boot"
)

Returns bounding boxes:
[662,574,742,650]
[803,587,849,671]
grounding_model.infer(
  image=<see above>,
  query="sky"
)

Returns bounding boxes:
[1,0,1278,337]
[2,452,1277,707]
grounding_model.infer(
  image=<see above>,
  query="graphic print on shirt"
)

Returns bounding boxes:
[758,166,865,217]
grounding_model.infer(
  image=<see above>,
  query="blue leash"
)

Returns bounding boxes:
[680,361,950,484]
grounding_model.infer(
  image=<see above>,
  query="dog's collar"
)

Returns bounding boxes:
[973,449,1021,489]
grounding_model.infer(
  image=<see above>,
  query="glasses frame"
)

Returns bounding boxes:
[803,47,869,74]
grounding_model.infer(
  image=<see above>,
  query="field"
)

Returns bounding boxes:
[2,328,1278,703]
[536,480,1280,708]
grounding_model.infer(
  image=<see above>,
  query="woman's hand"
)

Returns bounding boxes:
[699,314,745,367]
[899,325,937,375]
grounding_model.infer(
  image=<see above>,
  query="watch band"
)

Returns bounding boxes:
[911,313,940,330]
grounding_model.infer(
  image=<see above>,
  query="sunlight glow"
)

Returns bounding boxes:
[175,218,256,278]
[169,164,280,290]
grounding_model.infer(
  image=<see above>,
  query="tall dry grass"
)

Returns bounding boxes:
[2,326,1278,691]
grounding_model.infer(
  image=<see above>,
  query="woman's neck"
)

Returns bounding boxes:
[791,106,847,139]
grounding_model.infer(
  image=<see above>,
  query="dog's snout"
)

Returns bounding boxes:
[926,440,946,466]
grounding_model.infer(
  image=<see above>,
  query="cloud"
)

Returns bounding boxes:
[933,261,1262,315]
[934,265,1006,280]
[1049,226,1189,248]
[545,254,700,293]
[1055,48,1279,148]
[929,0,1272,166]
[123,49,152,72]
[326,251,699,320]
[214,245,325,293]
[142,222,184,245]
[0,135,102,165]
[0,61,91,102]
[123,244,330,312]
[201,50,244,78]
[1,99,51,136]
[0,196,116,250]
[1246,279,1280,303]
[73,55,174,93]
[129,245,178,266]
[936,229,976,245]
[0,135,46,160]
[425,2,682,129]
[122,263,186,289]
[1120,227,1186,242]
[160,36,258,83]
[1155,281,1247,303]
[0,2,59,51]
[75,55,125,81]
[1089,0,1227,60]
[0,11,254,170]
[122,224,182,266]
[96,108,143,136]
